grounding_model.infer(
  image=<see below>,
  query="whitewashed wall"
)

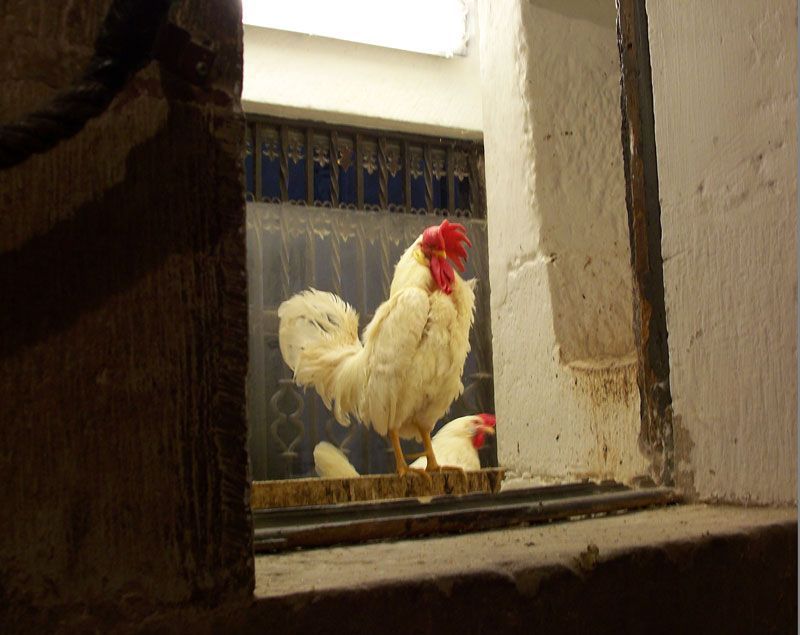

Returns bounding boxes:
[478,0,648,484]
[242,3,483,137]
[648,0,798,504]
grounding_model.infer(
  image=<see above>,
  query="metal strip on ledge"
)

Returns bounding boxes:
[253,481,680,553]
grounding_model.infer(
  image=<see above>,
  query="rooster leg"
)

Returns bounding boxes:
[418,427,466,476]
[389,429,430,480]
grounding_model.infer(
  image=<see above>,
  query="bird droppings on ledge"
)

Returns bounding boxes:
[251,468,505,508]
[573,543,600,573]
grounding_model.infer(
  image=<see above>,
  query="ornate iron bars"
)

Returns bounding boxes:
[246,202,496,481]
[244,116,487,218]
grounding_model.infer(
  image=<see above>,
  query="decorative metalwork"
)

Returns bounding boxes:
[385,143,402,177]
[430,150,447,180]
[361,142,378,175]
[269,378,306,476]
[336,137,354,172]
[279,127,289,201]
[246,202,496,480]
[378,137,389,210]
[245,116,486,219]
[453,151,469,181]
[330,130,341,208]
[261,136,279,161]
[468,152,484,219]
[312,138,330,167]
[424,146,434,213]
[286,134,305,164]
[409,147,424,178]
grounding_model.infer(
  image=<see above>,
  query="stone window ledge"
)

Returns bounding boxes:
[239,505,796,633]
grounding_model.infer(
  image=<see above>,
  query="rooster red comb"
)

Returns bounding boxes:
[421,219,472,272]
[420,220,472,294]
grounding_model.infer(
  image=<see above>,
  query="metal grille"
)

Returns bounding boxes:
[245,116,486,218]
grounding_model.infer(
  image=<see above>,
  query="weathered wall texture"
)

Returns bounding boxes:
[0,1,253,630]
[242,0,483,137]
[647,1,798,503]
[478,0,647,482]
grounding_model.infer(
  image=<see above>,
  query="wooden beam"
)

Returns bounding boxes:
[252,468,506,509]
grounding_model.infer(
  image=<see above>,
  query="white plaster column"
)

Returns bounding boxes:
[478,0,648,482]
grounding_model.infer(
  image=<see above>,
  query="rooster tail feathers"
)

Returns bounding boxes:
[313,441,360,478]
[278,289,365,426]
[278,289,359,369]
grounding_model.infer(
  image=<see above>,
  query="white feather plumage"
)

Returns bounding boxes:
[409,415,483,471]
[278,237,476,443]
[313,441,360,478]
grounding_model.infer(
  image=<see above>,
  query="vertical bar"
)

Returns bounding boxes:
[468,149,482,219]
[279,125,289,202]
[254,123,263,201]
[477,153,487,218]
[378,136,388,210]
[403,140,412,213]
[616,0,673,485]
[306,127,314,205]
[424,145,433,214]
[355,133,364,209]
[447,145,455,216]
[330,130,340,208]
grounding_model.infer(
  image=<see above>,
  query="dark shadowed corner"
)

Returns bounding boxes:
[0,0,253,631]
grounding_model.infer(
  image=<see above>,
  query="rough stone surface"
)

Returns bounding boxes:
[251,503,795,597]
[647,0,798,503]
[478,0,647,482]
[0,1,253,630]
[138,505,796,634]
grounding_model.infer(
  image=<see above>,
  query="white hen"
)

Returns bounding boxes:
[409,414,496,471]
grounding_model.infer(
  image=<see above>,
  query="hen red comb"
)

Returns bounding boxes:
[421,219,472,272]
[477,413,496,427]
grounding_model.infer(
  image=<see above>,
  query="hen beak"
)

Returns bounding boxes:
[478,424,496,435]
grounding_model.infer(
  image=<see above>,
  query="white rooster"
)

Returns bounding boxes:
[279,219,475,477]
[313,414,497,478]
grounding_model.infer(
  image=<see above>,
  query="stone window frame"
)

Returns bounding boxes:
[237,0,677,552]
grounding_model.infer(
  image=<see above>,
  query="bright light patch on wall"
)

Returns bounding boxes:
[241,0,469,58]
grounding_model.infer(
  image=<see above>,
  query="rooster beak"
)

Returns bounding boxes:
[479,424,496,435]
